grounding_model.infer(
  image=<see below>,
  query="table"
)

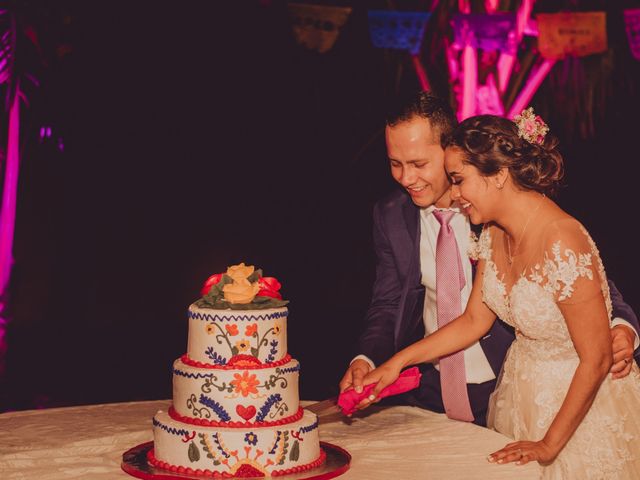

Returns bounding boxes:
[0,400,540,479]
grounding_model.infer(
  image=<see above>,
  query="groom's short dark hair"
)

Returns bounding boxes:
[385,91,457,141]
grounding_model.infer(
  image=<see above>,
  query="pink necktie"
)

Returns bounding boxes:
[433,210,474,422]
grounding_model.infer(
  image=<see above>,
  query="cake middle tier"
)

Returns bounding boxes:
[172,357,301,425]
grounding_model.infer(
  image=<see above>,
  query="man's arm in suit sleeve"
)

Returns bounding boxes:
[608,279,640,351]
[355,201,403,367]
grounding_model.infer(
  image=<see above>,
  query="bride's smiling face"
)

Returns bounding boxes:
[444,147,498,225]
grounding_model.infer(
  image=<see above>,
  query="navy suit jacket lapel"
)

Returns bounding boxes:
[394,199,423,350]
[403,198,420,250]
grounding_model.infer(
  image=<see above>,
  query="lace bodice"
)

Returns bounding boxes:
[478,220,612,360]
[482,219,640,479]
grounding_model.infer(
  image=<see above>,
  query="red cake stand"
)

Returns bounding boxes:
[122,441,351,480]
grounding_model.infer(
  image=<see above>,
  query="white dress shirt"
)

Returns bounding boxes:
[353,205,494,384]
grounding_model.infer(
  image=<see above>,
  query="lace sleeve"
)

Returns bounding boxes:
[534,219,612,317]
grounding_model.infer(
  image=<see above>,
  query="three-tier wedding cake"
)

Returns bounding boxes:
[148,263,325,477]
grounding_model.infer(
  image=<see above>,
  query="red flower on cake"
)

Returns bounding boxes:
[245,324,258,337]
[225,324,239,336]
[257,277,282,299]
[231,371,260,397]
[201,273,223,296]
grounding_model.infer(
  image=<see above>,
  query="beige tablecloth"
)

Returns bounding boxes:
[0,399,540,479]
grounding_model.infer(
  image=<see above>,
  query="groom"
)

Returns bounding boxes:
[339,91,640,426]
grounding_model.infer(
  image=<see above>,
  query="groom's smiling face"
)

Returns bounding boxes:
[386,116,451,208]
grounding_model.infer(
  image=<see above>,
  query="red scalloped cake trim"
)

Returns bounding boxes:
[181,353,292,370]
[168,406,304,428]
[147,447,326,477]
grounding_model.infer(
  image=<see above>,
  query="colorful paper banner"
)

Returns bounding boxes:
[367,10,431,55]
[288,3,352,54]
[624,8,640,61]
[452,13,517,53]
[537,12,607,60]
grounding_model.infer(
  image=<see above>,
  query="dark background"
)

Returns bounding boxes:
[1,1,639,411]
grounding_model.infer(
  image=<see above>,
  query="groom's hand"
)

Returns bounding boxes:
[610,325,636,379]
[339,359,372,394]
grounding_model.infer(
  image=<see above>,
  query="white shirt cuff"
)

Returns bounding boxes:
[351,354,376,370]
[612,317,640,351]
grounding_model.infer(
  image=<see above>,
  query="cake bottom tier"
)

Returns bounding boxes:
[151,408,324,477]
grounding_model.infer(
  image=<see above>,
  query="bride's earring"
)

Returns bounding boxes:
[495,168,508,190]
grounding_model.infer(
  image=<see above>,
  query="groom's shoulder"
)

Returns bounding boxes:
[374,188,413,215]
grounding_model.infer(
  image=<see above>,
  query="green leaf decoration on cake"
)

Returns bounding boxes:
[196,296,288,310]
[289,440,300,462]
[198,263,289,310]
[188,441,200,462]
[247,270,262,283]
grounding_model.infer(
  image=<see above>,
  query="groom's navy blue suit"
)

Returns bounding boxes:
[357,188,640,424]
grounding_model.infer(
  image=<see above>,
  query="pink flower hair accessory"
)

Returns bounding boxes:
[513,107,549,145]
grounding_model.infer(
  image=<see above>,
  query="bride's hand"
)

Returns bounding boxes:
[353,360,403,411]
[487,440,558,466]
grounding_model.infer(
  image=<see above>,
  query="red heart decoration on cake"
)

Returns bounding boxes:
[236,405,256,421]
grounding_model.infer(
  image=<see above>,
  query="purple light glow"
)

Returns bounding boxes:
[460,43,477,120]
[445,39,459,82]
[39,125,52,141]
[507,59,556,119]
[497,0,534,93]
[411,54,430,91]
[477,73,504,116]
[0,85,20,348]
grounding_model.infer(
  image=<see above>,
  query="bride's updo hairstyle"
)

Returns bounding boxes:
[442,114,564,196]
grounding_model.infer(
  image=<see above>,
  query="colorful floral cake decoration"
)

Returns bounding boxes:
[197,263,289,310]
[513,107,549,145]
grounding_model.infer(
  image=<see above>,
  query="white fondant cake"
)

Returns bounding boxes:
[171,356,301,425]
[186,305,288,366]
[152,409,322,476]
[150,270,325,477]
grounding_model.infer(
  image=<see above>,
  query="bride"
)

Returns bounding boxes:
[360,110,640,478]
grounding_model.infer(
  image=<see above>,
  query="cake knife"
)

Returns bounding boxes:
[305,396,341,417]
[305,366,422,417]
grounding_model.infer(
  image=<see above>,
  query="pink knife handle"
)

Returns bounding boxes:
[337,366,422,415]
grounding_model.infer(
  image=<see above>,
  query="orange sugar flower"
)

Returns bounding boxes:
[231,371,260,397]
[225,324,239,336]
[245,324,258,337]
[226,263,255,282]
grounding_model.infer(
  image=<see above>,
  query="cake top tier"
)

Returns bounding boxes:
[186,303,288,367]
[196,263,288,311]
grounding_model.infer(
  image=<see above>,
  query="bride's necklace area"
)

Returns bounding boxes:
[506,194,545,266]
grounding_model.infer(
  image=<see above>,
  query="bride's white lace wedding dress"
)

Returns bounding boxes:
[480,219,640,479]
